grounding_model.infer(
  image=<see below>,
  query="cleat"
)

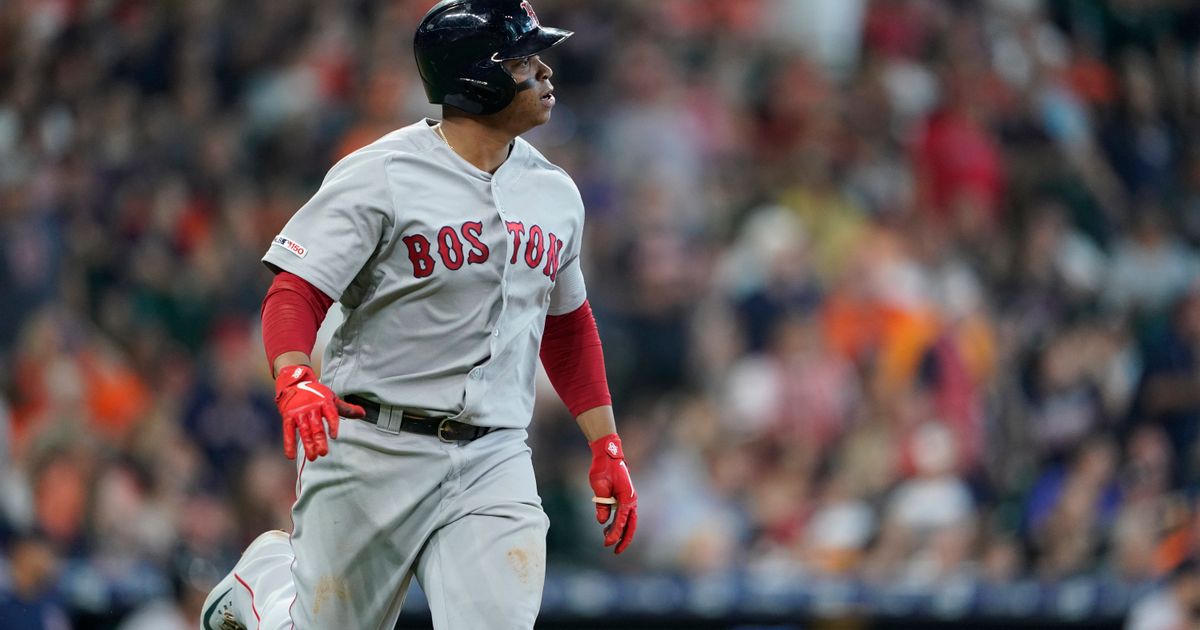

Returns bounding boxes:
[200,530,290,630]
[200,587,246,630]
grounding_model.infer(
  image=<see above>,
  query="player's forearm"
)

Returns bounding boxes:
[576,405,617,443]
[272,351,312,379]
[261,271,335,377]
[540,300,613,417]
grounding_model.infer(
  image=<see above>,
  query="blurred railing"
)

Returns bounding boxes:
[390,569,1141,629]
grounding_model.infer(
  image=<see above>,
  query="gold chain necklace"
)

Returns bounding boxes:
[434,123,453,151]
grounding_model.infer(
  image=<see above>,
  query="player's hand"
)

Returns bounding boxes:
[274,365,365,461]
[588,433,637,554]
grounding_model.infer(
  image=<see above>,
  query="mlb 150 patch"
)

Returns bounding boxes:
[272,235,308,258]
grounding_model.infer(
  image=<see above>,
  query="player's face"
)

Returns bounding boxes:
[494,54,556,133]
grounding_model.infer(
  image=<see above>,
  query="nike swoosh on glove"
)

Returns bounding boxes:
[588,433,638,554]
[274,365,365,461]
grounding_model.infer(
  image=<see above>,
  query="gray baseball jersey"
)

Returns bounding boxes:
[262,118,587,429]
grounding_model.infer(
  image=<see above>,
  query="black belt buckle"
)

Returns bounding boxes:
[437,418,455,443]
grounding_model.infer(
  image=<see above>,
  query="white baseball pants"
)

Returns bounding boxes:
[237,418,550,629]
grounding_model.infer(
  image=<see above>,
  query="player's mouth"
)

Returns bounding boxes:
[540,89,555,107]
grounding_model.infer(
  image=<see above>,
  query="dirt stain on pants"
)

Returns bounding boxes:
[312,575,349,615]
[506,545,545,585]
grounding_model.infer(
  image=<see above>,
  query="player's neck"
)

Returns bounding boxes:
[437,117,517,174]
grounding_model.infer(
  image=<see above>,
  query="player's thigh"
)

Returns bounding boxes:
[416,501,550,630]
[290,420,444,630]
[418,429,549,629]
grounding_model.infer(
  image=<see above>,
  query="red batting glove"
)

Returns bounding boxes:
[274,365,365,461]
[588,433,638,554]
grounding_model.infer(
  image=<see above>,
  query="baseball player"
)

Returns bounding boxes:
[198,1,638,628]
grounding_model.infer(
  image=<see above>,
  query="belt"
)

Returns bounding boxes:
[344,395,494,442]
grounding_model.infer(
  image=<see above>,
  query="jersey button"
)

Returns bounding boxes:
[492,329,500,337]
[470,368,482,380]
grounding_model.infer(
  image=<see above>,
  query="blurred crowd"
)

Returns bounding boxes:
[4,0,1200,627]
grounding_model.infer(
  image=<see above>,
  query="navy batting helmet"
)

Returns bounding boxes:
[414,0,573,115]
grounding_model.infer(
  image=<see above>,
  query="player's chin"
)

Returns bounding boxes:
[521,109,552,131]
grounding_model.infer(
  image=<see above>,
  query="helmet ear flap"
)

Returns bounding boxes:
[443,92,486,115]
[448,66,516,115]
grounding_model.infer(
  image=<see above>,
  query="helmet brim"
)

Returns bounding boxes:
[493,26,573,62]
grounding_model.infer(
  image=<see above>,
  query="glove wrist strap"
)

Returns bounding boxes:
[275,364,316,395]
[589,433,623,460]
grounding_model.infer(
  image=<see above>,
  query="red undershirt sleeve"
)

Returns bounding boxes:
[261,271,335,368]
[539,300,612,417]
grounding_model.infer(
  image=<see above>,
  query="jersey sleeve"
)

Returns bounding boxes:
[548,250,587,315]
[262,149,395,300]
[547,175,588,316]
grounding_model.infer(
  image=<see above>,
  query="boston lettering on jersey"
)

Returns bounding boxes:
[402,220,563,281]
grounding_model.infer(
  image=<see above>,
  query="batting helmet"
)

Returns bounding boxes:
[414,0,573,115]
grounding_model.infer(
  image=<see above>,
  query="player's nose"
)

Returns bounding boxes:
[537,57,553,81]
